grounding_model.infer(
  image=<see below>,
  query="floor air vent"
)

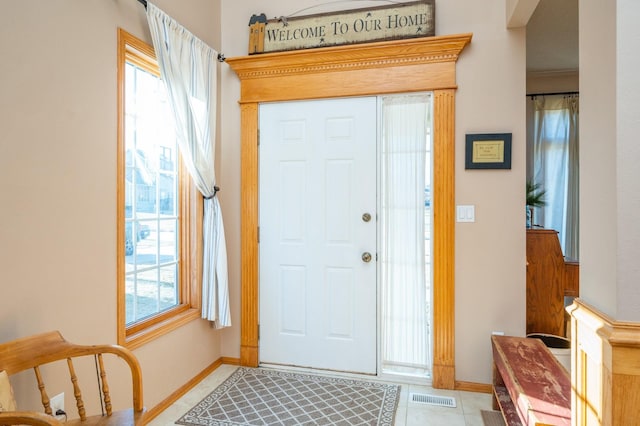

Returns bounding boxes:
[409,392,457,407]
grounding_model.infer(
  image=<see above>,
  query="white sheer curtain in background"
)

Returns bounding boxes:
[146,3,230,327]
[380,94,432,377]
[528,94,579,260]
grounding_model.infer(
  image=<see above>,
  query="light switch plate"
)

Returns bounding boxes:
[456,205,475,222]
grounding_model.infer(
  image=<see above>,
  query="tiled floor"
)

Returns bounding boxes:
[147,364,493,426]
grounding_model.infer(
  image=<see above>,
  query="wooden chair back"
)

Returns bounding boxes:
[0,331,145,425]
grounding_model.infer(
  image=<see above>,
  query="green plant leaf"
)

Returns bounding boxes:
[526,180,547,207]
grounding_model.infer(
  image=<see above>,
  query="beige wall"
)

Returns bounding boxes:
[0,0,223,412]
[526,71,578,94]
[449,2,527,383]
[220,0,526,384]
[578,0,618,318]
[615,0,640,321]
[579,0,640,321]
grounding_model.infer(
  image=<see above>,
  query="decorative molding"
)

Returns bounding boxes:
[228,33,472,388]
[431,89,456,389]
[239,103,259,368]
[228,34,472,104]
[230,33,471,79]
[231,53,462,79]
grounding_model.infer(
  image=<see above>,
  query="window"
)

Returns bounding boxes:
[117,28,200,348]
[528,94,579,260]
[380,94,433,378]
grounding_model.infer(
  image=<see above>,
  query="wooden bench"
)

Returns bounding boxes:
[491,335,570,426]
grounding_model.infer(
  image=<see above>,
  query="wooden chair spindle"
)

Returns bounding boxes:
[33,366,52,416]
[97,354,112,416]
[66,358,86,421]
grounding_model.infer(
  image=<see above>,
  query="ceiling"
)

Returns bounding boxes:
[526,0,578,73]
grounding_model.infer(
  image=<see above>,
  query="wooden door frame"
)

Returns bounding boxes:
[227,33,472,389]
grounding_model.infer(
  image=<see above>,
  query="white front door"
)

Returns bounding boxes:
[259,97,377,374]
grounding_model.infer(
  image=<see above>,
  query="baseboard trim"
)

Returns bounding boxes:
[144,356,241,423]
[455,380,492,394]
[221,356,241,366]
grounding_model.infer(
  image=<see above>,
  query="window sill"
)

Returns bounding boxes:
[122,308,201,350]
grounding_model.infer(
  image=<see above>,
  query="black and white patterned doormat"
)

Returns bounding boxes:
[176,367,401,426]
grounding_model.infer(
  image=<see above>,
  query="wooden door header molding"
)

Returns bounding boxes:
[227,33,472,103]
[228,33,471,78]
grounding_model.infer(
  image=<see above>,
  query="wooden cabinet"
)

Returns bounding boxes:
[526,229,579,336]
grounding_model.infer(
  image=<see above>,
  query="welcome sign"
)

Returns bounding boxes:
[248,0,435,54]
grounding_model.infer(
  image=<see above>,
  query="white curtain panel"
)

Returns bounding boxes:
[146,3,230,327]
[380,95,430,372]
[565,96,579,260]
[531,95,579,260]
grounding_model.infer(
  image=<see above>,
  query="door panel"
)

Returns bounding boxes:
[259,97,377,374]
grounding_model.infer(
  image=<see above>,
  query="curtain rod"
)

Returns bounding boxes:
[526,91,579,97]
[136,0,226,62]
